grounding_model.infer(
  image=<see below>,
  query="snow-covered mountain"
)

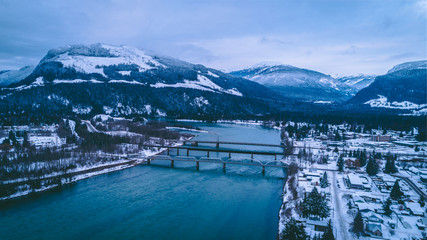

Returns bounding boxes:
[230,63,349,102]
[348,60,427,115]
[336,74,376,95]
[1,44,287,119]
[0,65,35,86]
[387,60,427,74]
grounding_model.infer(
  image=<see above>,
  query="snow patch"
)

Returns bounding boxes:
[207,71,219,78]
[53,45,165,77]
[118,70,132,76]
[150,74,243,96]
[108,80,146,85]
[72,105,93,114]
[193,97,209,107]
[314,100,332,104]
[365,95,427,110]
[156,109,166,117]
[53,79,103,84]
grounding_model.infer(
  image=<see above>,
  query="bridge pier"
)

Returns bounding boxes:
[147,159,151,165]
[177,148,179,156]
[216,142,219,148]
[229,152,231,158]
[223,163,226,172]
[275,155,276,160]
[196,161,199,171]
[167,148,170,155]
[262,166,265,175]
[171,160,174,168]
[251,153,253,159]
[187,149,189,156]
[207,151,210,158]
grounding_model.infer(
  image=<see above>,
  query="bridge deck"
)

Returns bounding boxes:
[142,145,287,156]
[184,140,286,148]
[148,155,287,168]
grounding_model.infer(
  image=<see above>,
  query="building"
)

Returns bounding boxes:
[366,223,382,237]
[305,219,329,232]
[371,135,391,142]
[367,213,383,223]
[347,174,364,189]
[406,202,425,217]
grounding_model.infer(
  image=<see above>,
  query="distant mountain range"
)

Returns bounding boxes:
[336,75,376,95]
[0,43,425,119]
[348,60,426,115]
[0,44,288,119]
[0,65,35,86]
[229,63,374,102]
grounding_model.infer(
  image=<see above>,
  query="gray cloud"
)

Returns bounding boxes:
[0,0,425,75]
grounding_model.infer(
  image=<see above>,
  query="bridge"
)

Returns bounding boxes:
[147,155,287,175]
[182,141,427,158]
[142,144,288,159]
[183,140,287,149]
[143,142,288,175]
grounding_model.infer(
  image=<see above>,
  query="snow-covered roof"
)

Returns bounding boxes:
[347,174,363,186]
[366,223,382,233]
[405,202,424,215]
[353,196,365,203]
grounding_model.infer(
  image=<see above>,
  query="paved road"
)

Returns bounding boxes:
[331,172,350,240]
[392,174,427,198]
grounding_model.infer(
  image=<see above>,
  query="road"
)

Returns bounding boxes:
[392,174,427,198]
[331,171,350,240]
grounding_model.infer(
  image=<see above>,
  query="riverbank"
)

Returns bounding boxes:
[277,166,302,239]
[0,148,163,201]
[0,127,198,202]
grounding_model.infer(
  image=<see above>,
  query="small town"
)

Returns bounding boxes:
[276,120,427,240]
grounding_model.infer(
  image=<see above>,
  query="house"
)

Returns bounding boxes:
[306,219,329,232]
[416,219,426,230]
[367,213,383,223]
[347,174,364,189]
[356,202,374,213]
[406,202,425,217]
[371,135,391,142]
[408,167,420,175]
[366,223,382,237]
[353,196,365,203]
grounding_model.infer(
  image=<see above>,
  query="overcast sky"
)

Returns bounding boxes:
[0,0,426,75]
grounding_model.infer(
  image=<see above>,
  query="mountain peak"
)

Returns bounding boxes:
[387,60,427,74]
[40,43,165,78]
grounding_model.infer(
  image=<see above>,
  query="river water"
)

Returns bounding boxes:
[0,123,285,240]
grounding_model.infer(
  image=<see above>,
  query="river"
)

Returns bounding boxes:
[0,123,285,240]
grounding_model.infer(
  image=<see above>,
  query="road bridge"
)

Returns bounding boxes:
[146,155,287,175]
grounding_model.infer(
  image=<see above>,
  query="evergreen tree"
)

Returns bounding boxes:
[22,131,30,148]
[320,172,329,188]
[352,210,364,237]
[280,218,308,240]
[301,187,330,219]
[384,153,397,174]
[415,145,420,152]
[337,155,344,172]
[322,220,335,240]
[419,196,425,207]
[366,157,378,176]
[359,150,367,166]
[312,234,321,240]
[390,181,404,200]
[8,130,18,146]
[382,197,392,216]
